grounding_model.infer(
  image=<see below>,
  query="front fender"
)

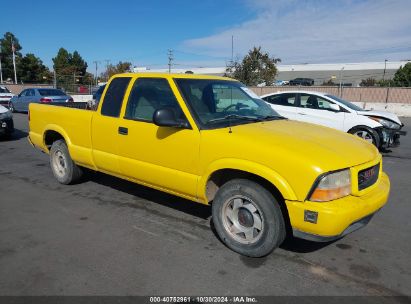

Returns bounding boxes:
[199,158,298,202]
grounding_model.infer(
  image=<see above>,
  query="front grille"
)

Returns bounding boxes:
[358,163,380,191]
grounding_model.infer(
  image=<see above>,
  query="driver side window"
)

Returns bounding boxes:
[125,78,185,122]
[300,94,336,110]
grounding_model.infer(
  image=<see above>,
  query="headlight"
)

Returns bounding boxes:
[0,110,12,120]
[368,116,400,129]
[309,169,351,202]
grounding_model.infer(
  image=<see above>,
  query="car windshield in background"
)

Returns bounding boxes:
[38,89,66,96]
[0,87,11,93]
[326,94,364,111]
[175,79,281,129]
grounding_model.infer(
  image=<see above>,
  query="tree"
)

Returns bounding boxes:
[322,79,337,86]
[393,62,411,87]
[0,32,23,81]
[377,79,395,87]
[102,61,132,79]
[225,47,280,86]
[70,51,88,78]
[52,48,71,73]
[360,77,377,87]
[19,53,51,83]
[52,48,91,91]
[52,48,88,80]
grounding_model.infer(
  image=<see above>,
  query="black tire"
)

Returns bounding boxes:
[212,179,286,257]
[348,126,380,148]
[49,139,82,184]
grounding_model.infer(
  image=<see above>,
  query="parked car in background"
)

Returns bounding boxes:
[289,78,314,86]
[0,86,15,108]
[0,104,14,139]
[89,84,106,109]
[275,80,289,86]
[261,90,406,149]
[9,88,73,113]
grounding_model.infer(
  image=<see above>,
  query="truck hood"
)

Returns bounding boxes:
[357,110,402,125]
[227,120,379,170]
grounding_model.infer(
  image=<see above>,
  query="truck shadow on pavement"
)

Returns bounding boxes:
[0,129,28,142]
[85,170,335,254]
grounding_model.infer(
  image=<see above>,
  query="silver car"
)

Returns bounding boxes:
[9,88,73,112]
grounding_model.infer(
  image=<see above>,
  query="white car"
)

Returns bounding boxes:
[0,86,15,108]
[261,90,406,149]
[0,104,14,138]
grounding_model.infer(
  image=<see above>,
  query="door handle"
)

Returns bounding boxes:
[118,126,128,135]
[298,112,307,115]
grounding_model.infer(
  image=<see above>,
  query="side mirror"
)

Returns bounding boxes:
[329,103,340,112]
[153,108,190,129]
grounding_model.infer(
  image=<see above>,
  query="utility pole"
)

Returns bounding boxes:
[104,59,111,81]
[11,39,17,84]
[0,53,3,84]
[167,49,174,73]
[383,59,388,82]
[339,67,344,97]
[93,60,99,85]
[231,35,234,64]
[53,69,57,88]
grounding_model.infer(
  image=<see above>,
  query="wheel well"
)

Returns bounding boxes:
[348,125,381,147]
[206,169,292,235]
[44,130,64,150]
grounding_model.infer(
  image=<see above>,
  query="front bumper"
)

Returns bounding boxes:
[0,117,14,135]
[377,126,407,148]
[286,172,390,242]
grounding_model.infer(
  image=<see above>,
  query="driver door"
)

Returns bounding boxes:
[117,77,200,200]
[296,93,345,130]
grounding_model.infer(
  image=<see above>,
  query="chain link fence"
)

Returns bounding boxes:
[55,74,95,95]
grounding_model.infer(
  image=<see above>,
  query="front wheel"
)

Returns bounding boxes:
[212,179,286,257]
[348,126,379,147]
[50,139,82,184]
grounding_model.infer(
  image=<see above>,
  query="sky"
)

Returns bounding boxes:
[1,0,410,73]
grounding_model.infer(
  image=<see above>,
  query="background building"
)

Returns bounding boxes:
[135,60,411,87]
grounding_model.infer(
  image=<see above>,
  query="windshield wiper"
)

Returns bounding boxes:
[259,115,287,121]
[207,114,263,124]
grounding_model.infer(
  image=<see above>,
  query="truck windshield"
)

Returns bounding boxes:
[174,79,282,129]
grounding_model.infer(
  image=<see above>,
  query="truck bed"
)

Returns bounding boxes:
[29,103,95,168]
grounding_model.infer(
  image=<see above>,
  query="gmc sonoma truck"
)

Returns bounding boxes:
[28,73,390,257]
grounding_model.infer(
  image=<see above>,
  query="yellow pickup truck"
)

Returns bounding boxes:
[28,73,390,257]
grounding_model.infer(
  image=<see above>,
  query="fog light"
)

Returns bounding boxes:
[304,210,318,224]
[1,122,6,128]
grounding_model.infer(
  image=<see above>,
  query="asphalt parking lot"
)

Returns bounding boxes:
[1,113,411,296]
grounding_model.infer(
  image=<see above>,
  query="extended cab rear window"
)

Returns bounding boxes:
[101,77,131,117]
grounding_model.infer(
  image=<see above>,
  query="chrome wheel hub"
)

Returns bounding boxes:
[354,130,373,143]
[52,150,67,178]
[221,195,264,244]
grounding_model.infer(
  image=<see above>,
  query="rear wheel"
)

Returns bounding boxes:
[212,179,286,257]
[349,126,379,147]
[50,139,82,184]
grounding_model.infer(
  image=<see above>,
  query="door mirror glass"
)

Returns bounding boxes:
[153,108,190,128]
